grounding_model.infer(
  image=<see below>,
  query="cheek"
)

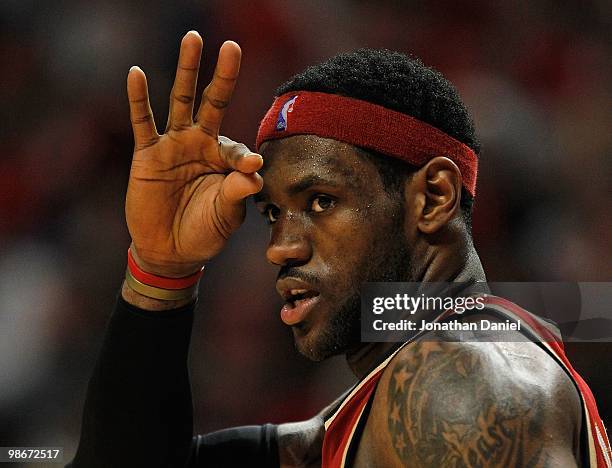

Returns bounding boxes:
[314,208,390,285]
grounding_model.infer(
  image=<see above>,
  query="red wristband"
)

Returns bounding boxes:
[127,248,204,290]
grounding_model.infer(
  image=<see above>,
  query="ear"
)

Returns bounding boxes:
[408,157,462,234]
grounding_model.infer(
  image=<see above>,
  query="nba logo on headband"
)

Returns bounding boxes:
[275,95,298,131]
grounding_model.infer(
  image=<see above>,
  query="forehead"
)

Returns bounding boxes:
[258,135,376,190]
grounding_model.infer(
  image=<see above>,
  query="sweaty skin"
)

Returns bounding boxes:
[257,137,582,467]
[256,135,411,362]
[114,32,582,467]
[355,339,582,467]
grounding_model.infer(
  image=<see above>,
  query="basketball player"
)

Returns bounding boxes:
[69,31,611,467]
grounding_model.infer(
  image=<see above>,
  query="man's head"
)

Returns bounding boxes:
[255,49,480,361]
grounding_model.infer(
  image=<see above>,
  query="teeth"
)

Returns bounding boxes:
[290,289,308,296]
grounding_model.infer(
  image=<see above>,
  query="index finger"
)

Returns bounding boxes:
[195,41,241,137]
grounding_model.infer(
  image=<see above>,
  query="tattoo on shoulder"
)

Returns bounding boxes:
[387,342,552,467]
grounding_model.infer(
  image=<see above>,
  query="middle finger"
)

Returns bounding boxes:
[166,31,203,131]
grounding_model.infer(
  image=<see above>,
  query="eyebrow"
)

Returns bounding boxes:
[253,173,349,203]
[287,174,341,195]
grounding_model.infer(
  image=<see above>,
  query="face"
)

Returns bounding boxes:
[256,135,414,361]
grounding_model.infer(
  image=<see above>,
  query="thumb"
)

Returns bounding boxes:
[215,171,264,235]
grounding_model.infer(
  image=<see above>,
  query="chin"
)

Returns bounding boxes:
[294,336,341,362]
[292,315,358,362]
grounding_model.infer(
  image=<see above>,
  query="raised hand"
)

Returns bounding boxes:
[125,31,263,278]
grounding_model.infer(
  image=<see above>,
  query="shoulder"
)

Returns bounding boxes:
[365,339,582,467]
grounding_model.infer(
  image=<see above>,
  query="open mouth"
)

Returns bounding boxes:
[284,289,320,308]
[280,283,321,326]
[277,280,322,326]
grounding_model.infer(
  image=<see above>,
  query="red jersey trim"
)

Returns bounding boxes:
[322,294,611,468]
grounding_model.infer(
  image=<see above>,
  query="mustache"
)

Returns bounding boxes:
[277,266,321,288]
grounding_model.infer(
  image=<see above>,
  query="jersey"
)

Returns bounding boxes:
[321,294,612,468]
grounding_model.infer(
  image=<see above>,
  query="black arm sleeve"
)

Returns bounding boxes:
[68,295,279,468]
[189,424,279,467]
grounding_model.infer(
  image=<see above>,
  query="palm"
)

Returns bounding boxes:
[125,33,262,277]
[127,130,221,263]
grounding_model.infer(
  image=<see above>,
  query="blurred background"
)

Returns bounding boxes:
[1,0,611,465]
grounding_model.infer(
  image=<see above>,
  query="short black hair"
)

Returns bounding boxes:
[275,48,480,231]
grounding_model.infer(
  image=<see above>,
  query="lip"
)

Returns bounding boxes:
[280,295,321,326]
[276,277,319,300]
[276,277,321,325]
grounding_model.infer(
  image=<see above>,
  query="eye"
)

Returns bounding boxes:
[310,195,336,213]
[263,205,280,224]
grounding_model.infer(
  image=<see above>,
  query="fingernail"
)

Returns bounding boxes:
[129,65,141,73]
[187,30,200,37]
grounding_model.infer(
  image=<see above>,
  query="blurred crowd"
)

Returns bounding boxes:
[1,0,610,464]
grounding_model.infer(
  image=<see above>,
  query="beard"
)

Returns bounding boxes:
[296,212,413,361]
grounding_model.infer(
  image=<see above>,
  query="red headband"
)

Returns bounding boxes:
[256,91,478,196]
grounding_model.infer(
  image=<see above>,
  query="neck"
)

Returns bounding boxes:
[345,239,485,379]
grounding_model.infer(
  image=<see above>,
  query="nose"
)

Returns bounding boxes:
[266,215,312,267]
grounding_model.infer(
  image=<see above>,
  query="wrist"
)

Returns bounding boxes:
[123,245,204,309]
[121,280,196,311]
[129,243,204,278]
